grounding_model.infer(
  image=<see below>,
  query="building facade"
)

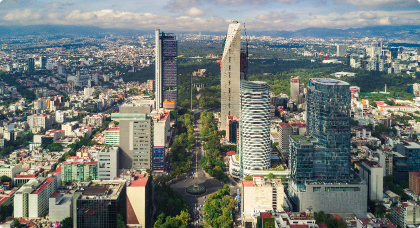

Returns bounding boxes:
[220,22,241,129]
[97,147,119,180]
[62,157,98,182]
[288,78,367,214]
[360,161,384,201]
[391,201,420,228]
[126,174,152,228]
[238,81,271,179]
[112,105,152,170]
[155,28,177,109]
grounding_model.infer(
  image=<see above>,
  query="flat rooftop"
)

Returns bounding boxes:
[75,180,125,200]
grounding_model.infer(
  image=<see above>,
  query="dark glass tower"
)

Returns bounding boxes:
[155,29,177,109]
[290,79,351,184]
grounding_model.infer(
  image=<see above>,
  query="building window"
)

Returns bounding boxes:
[313,187,321,192]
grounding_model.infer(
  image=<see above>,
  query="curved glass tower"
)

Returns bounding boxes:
[239,80,271,178]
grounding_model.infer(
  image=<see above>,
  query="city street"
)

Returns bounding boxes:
[170,114,240,227]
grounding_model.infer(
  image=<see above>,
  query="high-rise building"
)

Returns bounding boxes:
[41,56,47,69]
[126,174,152,228]
[73,180,126,228]
[238,81,271,178]
[111,105,152,171]
[220,22,241,129]
[290,76,303,101]
[62,156,98,182]
[359,161,383,202]
[288,78,367,214]
[155,28,177,109]
[336,44,347,57]
[97,147,119,180]
[28,58,35,72]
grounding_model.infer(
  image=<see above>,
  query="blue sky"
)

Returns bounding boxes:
[0,0,419,31]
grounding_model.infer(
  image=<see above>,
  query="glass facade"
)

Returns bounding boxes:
[290,79,351,185]
[161,33,178,103]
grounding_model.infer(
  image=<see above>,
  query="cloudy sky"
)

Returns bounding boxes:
[0,0,419,31]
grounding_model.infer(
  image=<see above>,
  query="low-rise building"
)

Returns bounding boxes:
[48,192,73,222]
[242,176,284,226]
[0,164,22,179]
[391,201,420,228]
[61,156,97,182]
[14,175,59,218]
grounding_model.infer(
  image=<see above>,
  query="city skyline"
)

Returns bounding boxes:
[0,0,419,31]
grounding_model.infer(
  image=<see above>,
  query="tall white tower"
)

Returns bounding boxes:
[239,80,271,178]
[221,22,241,128]
[155,28,162,108]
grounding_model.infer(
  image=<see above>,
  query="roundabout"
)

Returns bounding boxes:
[186,184,206,195]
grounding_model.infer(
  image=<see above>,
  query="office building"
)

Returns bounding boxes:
[360,161,383,201]
[104,128,120,146]
[391,201,420,228]
[288,78,367,214]
[238,81,271,178]
[0,164,22,179]
[58,64,66,75]
[27,114,53,133]
[336,44,347,57]
[278,123,293,153]
[153,111,170,172]
[27,58,35,72]
[126,174,152,228]
[111,104,152,170]
[61,157,98,182]
[241,177,284,226]
[226,116,239,144]
[14,176,58,218]
[155,28,177,109]
[290,76,304,101]
[409,171,420,195]
[73,180,126,228]
[220,22,241,129]
[49,192,73,222]
[97,147,119,180]
[394,142,420,181]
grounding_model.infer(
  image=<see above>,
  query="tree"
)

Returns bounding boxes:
[0,175,11,183]
[219,130,226,137]
[267,173,274,179]
[59,217,73,228]
[244,175,253,181]
[13,219,22,228]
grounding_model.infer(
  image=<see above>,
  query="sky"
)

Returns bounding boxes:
[0,0,419,31]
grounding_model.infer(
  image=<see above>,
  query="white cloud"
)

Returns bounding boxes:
[183,7,205,16]
[1,8,420,31]
[165,0,201,10]
[334,0,419,7]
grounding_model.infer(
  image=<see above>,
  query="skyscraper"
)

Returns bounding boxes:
[28,58,35,72]
[220,22,241,128]
[111,105,152,171]
[289,78,367,213]
[290,76,300,101]
[336,44,347,57]
[238,80,271,178]
[155,28,177,109]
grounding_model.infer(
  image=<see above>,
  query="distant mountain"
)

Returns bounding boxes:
[1,25,419,41]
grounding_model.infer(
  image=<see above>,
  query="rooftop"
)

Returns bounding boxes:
[129,174,148,187]
[76,180,126,200]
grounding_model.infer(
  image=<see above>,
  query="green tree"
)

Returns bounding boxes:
[0,175,11,183]
[244,175,253,181]
[116,213,126,228]
[59,217,73,228]
[13,219,22,228]
[267,173,274,179]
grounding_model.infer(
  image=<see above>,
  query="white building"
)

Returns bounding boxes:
[290,76,300,101]
[242,177,284,225]
[153,110,171,147]
[14,176,59,218]
[220,22,241,129]
[97,147,119,180]
[48,192,73,222]
[336,44,347,57]
[238,81,271,178]
[0,164,22,179]
[360,161,383,202]
[391,201,420,228]
[55,110,66,123]
[84,87,95,97]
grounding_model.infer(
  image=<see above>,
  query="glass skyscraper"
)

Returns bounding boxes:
[155,29,177,109]
[306,79,351,181]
